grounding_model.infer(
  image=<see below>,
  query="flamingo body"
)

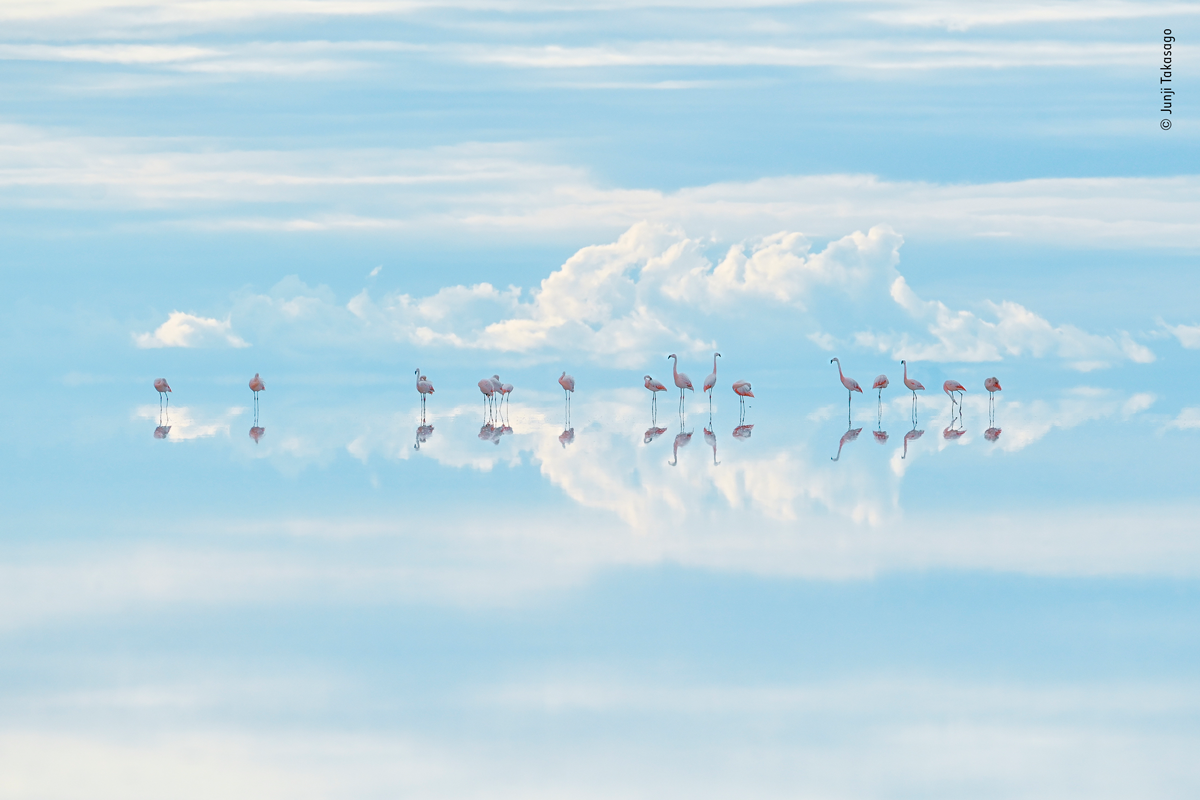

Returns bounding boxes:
[644,375,667,393]
[559,371,575,393]
[943,380,966,397]
[984,377,1002,394]
[154,378,171,393]
[732,381,754,398]
[249,373,265,393]
[872,375,889,390]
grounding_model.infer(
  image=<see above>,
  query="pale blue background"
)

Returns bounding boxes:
[1,3,1199,797]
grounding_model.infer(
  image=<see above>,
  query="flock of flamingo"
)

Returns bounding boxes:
[149,354,1003,463]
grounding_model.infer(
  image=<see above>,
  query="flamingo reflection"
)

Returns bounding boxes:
[414,422,434,450]
[644,425,667,444]
[984,426,1002,442]
[831,426,863,461]
[559,427,575,448]
[154,424,171,439]
[249,426,265,443]
[901,425,924,459]
[668,427,692,466]
[703,425,720,465]
[732,424,753,440]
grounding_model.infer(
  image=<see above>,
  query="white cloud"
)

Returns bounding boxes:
[133,311,249,349]
[1169,408,1200,430]
[853,276,1155,368]
[4,124,1200,249]
[1163,321,1200,349]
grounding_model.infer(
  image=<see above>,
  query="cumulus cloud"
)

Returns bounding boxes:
[207,223,1153,371]
[853,275,1155,369]
[133,311,249,349]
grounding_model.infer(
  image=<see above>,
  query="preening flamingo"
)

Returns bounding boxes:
[984,376,1002,426]
[667,354,693,415]
[831,358,862,423]
[154,378,171,412]
[644,374,667,417]
[703,352,721,410]
[872,374,888,416]
[478,377,495,419]
[901,360,924,423]
[732,380,754,421]
[559,370,575,425]
[415,369,435,416]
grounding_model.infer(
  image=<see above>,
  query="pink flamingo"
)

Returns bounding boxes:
[154,378,171,413]
[644,375,667,417]
[901,360,924,422]
[415,369,434,416]
[984,376,1002,425]
[831,427,862,461]
[667,354,693,415]
[831,358,862,423]
[559,370,575,424]
[872,373,888,414]
[943,379,966,416]
[732,380,754,420]
[500,381,513,414]
[478,377,495,419]
[702,352,721,411]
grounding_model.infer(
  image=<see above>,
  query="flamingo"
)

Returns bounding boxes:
[943,379,966,417]
[500,381,513,414]
[901,360,925,422]
[872,374,888,415]
[154,378,171,413]
[831,358,862,424]
[478,377,495,419]
[732,380,754,420]
[415,369,434,416]
[644,375,667,417]
[491,375,510,418]
[831,427,863,461]
[559,370,575,424]
[703,352,721,410]
[667,354,693,415]
[984,376,1002,425]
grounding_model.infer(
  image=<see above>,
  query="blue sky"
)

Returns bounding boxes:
[2,1,1200,797]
